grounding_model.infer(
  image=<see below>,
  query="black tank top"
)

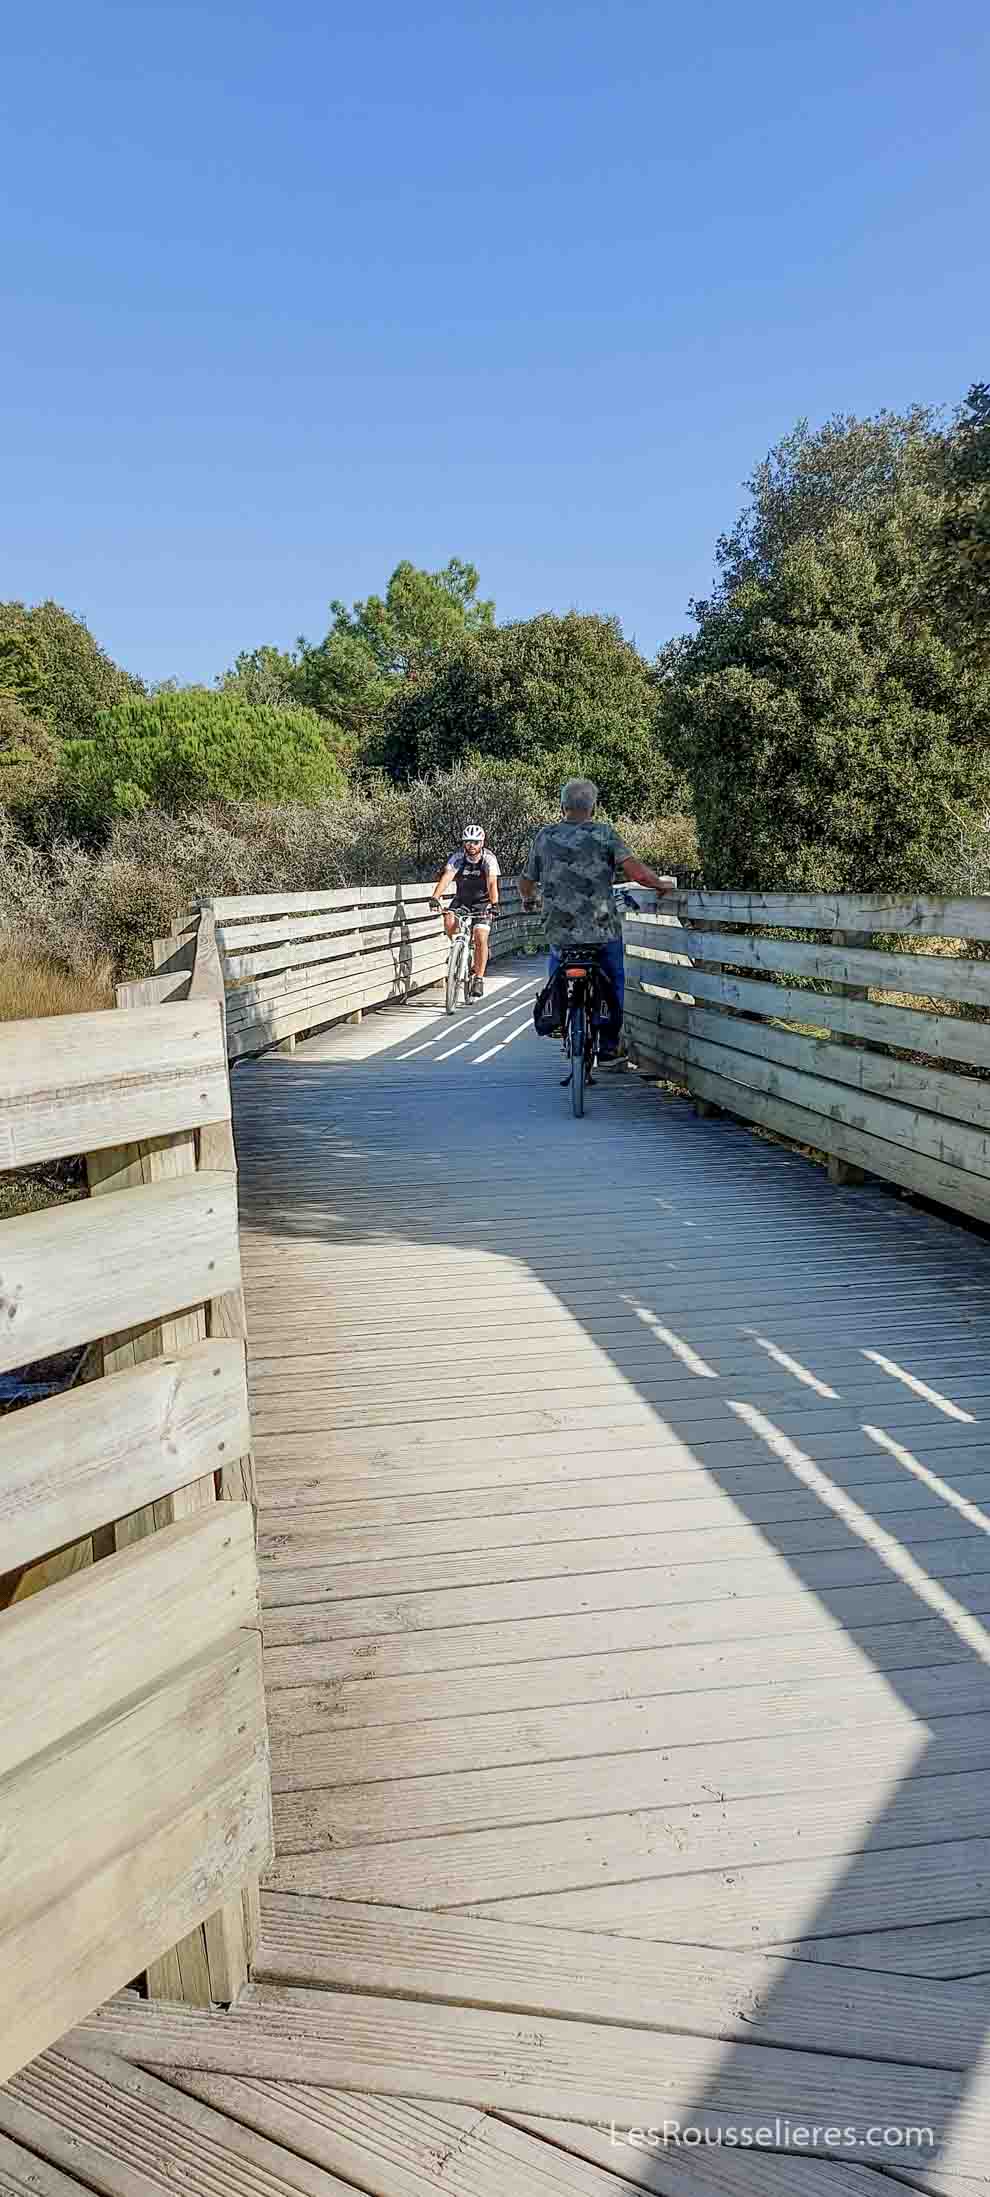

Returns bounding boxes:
[453,853,491,907]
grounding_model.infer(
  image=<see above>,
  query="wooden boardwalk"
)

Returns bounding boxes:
[10,957,990,2195]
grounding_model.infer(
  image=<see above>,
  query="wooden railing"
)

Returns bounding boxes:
[624,890,990,1223]
[0,988,271,2078]
[130,879,533,1060]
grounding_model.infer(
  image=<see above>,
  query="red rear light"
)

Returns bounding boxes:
[566,966,587,978]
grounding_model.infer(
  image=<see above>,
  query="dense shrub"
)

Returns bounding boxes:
[377,612,676,816]
[60,689,349,835]
[614,810,701,878]
[1,766,699,988]
[0,695,60,819]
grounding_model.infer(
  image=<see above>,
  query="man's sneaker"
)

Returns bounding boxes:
[597,1042,627,1070]
[474,976,485,999]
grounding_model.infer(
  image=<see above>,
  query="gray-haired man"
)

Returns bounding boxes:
[520,779,675,1063]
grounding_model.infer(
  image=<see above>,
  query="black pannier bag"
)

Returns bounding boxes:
[533,957,622,1041]
[533,966,567,1036]
[591,959,622,1039]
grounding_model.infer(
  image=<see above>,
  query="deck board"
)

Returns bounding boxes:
[233,961,990,2176]
[12,958,990,2190]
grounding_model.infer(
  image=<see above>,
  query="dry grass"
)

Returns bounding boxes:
[0,946,114,1022]
[0,946,109,1225]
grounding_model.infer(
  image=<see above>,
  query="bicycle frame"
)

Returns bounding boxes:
[444,905,474,1014]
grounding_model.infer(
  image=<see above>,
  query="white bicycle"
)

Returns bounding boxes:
[445,905,475,1014]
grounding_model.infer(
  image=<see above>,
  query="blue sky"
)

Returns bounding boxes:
[3,0,988,686]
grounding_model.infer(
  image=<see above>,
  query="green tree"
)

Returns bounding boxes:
[0,600,140,740]
[217,644,300,707]
[0,694,60,819]
[712,407,942,594]
[378,611,675,815]
[937,382,990,646]
[59,689,348,837]
[290,557,495,744]
[660,457,990,889]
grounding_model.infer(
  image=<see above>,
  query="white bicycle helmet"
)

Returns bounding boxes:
[462,823,485,846]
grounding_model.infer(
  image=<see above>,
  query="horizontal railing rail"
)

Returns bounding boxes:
[623,887,990,1221]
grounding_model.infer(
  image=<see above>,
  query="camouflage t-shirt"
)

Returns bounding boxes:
[524,821,632,946]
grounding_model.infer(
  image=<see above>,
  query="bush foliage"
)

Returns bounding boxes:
[60,688,348,833]
[377,611,676,817]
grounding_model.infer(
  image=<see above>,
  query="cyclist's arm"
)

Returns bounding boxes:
[431,861,457,900]
[487,860,500,908]
[620,856,676,894]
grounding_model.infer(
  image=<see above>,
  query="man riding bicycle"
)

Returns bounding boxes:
[430,824,501,999]
[520,779,674,1062]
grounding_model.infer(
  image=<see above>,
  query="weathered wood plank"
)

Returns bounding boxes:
[257,1472,990,1569]
[626,951,990,1074]
[630,997,990,1137]
[168,2077,665,2197]
[115,972,192,1009]
[214,890,362,923]
[0,1506,258,1779]
[513,2118,937,2196]
[0,1172,241,1374]
[254,1891,990,2071]
[8,2046,366,2197]
[260,1502,990,1604]
[265,1763,990,1907]
[0,1341,249,1574]
[272,1713,990,1852]
[273,1661,988,1793]
[67,1985,990,2172]
[0,1004,228,1169]
[670,889,990,937]
[170,2076,887,2197]
[651,926,990,1010]
[0,1750,271,2082]
[625,1018,990,1181]
[0,2129,98,2197]
[466,1834,990,1958]
[1,1635,263,1939]
[227,936,445,1017]
[260,1538,990,1660]
[661,1056,990,1225]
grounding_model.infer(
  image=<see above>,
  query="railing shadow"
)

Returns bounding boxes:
[233,960,990,2176]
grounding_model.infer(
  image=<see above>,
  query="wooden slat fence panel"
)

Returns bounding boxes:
[624,888,990,1225]
[678,889,990,936]
[0,995,271,2062]
[0,1173,240,1375]
[0,1342,249,1576]
[0,1004,230,1168]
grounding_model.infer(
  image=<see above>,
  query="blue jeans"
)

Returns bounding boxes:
[548,936,625,1055]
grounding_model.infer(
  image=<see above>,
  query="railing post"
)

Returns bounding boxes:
[84,1103,250,2006]
[689,915,723,1118]
[827,927,870,1186]
[90,910,258,2002]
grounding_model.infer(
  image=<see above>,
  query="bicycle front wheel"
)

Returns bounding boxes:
[446,931,466,1014]
[570,1002,585,1116]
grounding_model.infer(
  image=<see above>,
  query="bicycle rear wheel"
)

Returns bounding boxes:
[570,1001,585,1116]
[446,931,467,1014]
